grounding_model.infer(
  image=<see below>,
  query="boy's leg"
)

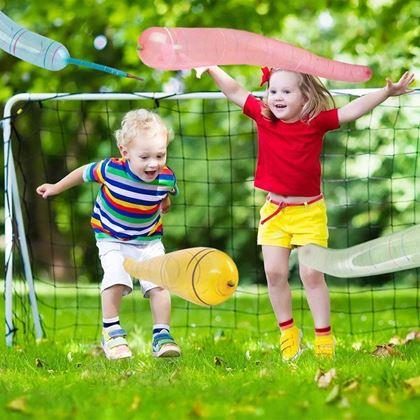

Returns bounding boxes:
[101,285,132,360]
[97,241,134,360]
[262,245,302,361]
[134,240,180,358]
[147,287,181,358]
[297,256,334,357]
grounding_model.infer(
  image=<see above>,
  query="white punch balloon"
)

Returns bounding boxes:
[299,225,420,278]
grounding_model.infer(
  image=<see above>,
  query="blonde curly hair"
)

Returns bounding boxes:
[115,109,169,147]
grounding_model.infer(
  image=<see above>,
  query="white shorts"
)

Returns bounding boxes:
[97,240,165,297]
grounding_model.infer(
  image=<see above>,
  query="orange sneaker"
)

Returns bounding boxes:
[314,334,335,358]
[280,326,302,361]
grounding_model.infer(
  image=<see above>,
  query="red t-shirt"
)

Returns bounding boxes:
[243,94,340,196]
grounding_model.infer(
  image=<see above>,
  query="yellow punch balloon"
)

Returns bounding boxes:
[123,247,238,306]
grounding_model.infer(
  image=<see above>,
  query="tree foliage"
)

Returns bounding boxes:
[1,1,418,286]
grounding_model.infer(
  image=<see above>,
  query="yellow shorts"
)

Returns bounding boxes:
[257,199,329,249]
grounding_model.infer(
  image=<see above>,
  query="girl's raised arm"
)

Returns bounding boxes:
[196,66,250,108]
[338,71,415,125]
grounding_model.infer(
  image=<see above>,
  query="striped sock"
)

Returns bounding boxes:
[153,324,170,336]
[103,316,120,329]
[315,326,332,336]
[279,318,294,331]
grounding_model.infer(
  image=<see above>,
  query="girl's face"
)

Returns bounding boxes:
[119,132,167,182]
[267,71,306,122]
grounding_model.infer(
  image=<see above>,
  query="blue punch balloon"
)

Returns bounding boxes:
[0,11,69,70]
[0,11,142,79]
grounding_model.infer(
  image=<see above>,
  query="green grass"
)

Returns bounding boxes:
[1,286,419,418]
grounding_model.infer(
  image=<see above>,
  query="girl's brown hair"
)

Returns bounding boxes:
[261,70,335,122]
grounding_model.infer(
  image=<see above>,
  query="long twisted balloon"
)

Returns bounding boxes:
[138,27,372,83]
[299,225,420,278]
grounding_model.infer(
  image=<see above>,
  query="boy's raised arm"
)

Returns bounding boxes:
[36,165,87,198]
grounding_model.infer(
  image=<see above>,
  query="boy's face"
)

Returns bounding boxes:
[119,132,168,182]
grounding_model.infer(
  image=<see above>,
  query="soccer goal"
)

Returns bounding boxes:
[3,90,419,346]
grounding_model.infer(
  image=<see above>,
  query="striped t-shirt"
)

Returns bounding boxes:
[83,157,177,243]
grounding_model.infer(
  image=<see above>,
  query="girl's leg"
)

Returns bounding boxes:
[297,249,334,357]
[296,254,330,328]
[262,245,301,361]
[262,245,292,323]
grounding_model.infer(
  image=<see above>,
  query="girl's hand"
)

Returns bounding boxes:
[194,66,219,79]
[36,183,59,199]
[194,67,210,79]
[161,195,171,214]
[385,71,415,97]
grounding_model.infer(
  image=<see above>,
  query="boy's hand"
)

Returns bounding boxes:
[36,183,59,199]
[385,71,415,97]
[161,195,171,214]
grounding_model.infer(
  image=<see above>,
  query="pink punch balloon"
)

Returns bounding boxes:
[138,27,372,83]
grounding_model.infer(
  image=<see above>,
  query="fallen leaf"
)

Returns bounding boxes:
[404,376,420,394]
[367,393,380,407]
[213,330,225,342]
[229,405,260,415]
[259,368,268,377]
[169,369,179,382]
[338,396,350,408]
[315,368,336,388]
[6,396,28,413]
[189,401,208,418]
[89,346,103,357]
[372,344,399,357]
[325,385,341,404]
[352,342,362,351]
[129,395,141,411]
[343,380,359,392]
[388,336,403,346]
[213,356,224,366]
[404,331,420,344]
[298,400,309,410]
[124,370,134,378]
[245,350,251,360]
[67,352,73,362]
[35,358,44,368]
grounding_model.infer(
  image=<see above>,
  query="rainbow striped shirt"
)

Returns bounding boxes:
[83,158,177,243]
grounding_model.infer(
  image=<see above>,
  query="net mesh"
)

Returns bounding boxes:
[4,91,419,344]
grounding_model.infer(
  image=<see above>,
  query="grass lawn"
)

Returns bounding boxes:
[1,285,419,419]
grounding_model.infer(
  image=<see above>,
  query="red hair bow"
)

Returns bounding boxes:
[260,67,271,87]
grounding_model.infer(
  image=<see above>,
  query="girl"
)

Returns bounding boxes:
[196,66,414,360]
[37,109,181,360]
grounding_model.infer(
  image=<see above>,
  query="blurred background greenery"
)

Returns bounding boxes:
[1,0,419,288]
